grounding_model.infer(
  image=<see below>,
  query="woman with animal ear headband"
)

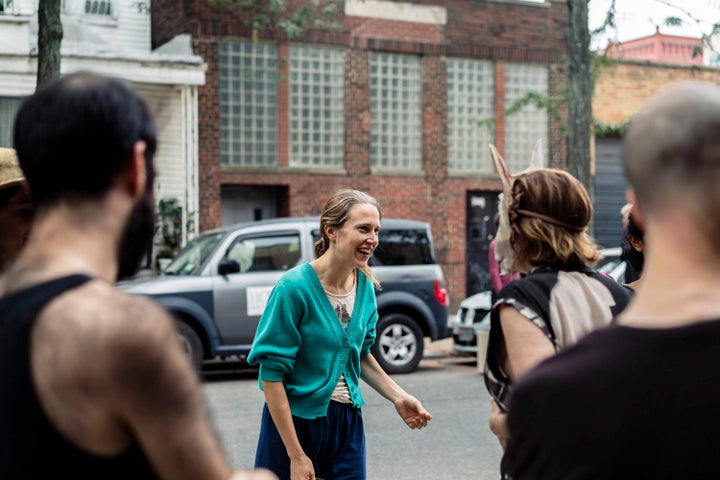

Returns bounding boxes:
[483,141,632,477]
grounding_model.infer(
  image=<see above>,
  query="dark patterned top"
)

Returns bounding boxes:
[484,266,632,412]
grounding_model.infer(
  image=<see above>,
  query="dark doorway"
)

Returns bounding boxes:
[466,191,500,297]
[220,185,289,226]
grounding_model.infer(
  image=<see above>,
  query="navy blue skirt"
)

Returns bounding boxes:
[254,401,366,480]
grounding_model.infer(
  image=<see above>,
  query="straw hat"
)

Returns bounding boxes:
[0,147,24,189]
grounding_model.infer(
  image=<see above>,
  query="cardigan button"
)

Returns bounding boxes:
[343,340,349,347]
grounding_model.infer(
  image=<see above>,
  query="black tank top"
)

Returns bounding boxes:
[0,275,158,479]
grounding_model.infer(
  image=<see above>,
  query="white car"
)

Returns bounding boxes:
[451,248,626,356]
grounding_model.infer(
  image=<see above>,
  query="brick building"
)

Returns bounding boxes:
[151,0,570,309]
[603,27,703,66]
[592,59,720,248]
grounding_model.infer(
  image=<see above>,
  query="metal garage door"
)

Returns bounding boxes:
[593,136,629,249]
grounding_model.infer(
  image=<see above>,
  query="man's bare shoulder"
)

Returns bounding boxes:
[34,279,180,370]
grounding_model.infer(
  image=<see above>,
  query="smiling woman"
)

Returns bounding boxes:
[247,188,433,480]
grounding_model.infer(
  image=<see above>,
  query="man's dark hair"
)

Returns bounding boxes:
[13,71,157,206]
[621,212,644,277]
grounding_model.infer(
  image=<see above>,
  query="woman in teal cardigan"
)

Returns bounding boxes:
[248,189,432,480]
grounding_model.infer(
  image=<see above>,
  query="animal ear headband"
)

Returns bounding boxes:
[489,138,544,199]
[489,139,543,274]
[490,139,586,232]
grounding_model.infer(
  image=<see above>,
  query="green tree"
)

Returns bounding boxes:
[36,0,63,88]
[210,0,345,38]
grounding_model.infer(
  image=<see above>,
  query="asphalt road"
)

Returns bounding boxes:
[202,338,503,479]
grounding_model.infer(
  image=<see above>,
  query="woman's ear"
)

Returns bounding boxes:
[324,224,336,242]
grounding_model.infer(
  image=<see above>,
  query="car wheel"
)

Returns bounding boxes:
[176,320,203,371]
[371,313,424,374]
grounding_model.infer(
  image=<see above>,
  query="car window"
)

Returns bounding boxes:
[224,234,301,272]
[312,227,435,266]
[372,229,435,266]
[164,231,225,275]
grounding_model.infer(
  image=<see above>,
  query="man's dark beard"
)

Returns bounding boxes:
[116,192,156,281]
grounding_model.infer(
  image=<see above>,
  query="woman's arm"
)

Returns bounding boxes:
[360,354,431,429]
[261,381,315,480]
[497,305,555,380]
[488,305,555,451]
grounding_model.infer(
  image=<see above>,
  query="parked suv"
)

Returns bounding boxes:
[118,217,450,374]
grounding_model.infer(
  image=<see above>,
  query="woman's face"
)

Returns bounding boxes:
[329,202,381,269]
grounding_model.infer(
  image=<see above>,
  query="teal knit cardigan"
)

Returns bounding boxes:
[247,262,378,419]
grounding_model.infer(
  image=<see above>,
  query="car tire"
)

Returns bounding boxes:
[371,313,424,374]
[176,320,203,371]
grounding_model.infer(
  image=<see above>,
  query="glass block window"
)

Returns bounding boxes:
[219,41,278,167]
[85,0,113,15]
[447,58,495,174]
[504,63,549,171]
[370,53,422,171]
[289,45,345,168]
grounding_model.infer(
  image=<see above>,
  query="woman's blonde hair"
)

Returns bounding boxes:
[508,168,600,272]
[314,189,382,288]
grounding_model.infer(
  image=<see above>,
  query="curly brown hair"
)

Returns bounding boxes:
[507,168,601,272]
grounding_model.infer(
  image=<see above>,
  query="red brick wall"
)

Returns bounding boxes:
[195,39,221,232]
[153,0,570,308]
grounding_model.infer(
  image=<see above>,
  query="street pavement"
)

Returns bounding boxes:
[202,337,503,479]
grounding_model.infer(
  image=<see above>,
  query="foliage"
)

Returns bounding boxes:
[210,0,346,38]
[593,118,629,137]
[157,197,183,258]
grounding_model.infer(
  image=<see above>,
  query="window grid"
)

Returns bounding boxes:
[504,64,549,171]
[447,59,495,174]
[84,0,113,15]
[289,45,345,168]
[370,53,422,171]
[219,41,278,167]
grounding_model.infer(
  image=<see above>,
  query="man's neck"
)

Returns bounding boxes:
[618,224,720,329]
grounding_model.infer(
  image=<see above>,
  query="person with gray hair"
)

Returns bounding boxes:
[502,80,720,479]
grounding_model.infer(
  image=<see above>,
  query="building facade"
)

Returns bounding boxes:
[152,0,570,309]
[0,0,205,264]
[592,59,720,249]
[603,27,703,66]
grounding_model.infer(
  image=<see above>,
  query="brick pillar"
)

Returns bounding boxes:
[195,38,222,231]
[494,62,506,157]
[277,43,290,168]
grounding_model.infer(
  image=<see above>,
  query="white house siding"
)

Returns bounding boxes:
[0,0,205,250]
[137,83,200,243]
[60,0,150,54]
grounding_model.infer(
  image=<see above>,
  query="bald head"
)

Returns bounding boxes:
[624,81,720,245]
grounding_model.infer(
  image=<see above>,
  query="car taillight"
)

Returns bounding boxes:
[434,280,449,307]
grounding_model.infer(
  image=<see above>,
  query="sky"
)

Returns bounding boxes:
[588,0,720,50]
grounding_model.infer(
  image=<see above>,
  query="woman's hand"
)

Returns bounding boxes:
[394,394,432,430]
[290,453,316,480]
[489,399,509,451]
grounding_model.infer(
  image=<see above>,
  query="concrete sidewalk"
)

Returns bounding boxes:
[423,337,454,359]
